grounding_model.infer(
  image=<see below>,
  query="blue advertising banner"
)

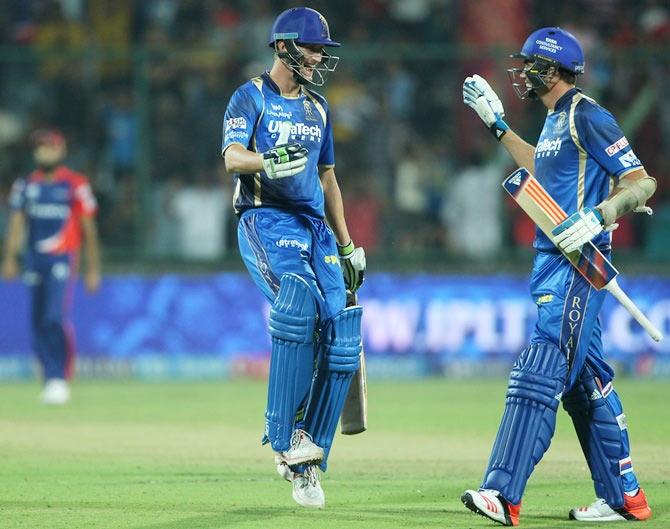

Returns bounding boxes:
[0,273,668,379]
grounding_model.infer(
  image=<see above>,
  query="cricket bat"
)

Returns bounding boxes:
[503,167,662,342]
[340,291,368,435]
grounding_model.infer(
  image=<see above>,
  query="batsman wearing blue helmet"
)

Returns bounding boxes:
[221,7,365,509]
[461,28,656,525]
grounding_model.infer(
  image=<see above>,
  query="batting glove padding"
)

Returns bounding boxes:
[463,74,509,140]
[338,241,366,293]
[262,143,308,180]
[552,207,605,253]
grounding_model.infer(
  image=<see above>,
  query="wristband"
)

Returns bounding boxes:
[490,118,509,141]
[337,240,354,257]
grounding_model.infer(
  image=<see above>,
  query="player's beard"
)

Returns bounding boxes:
[36,160,60,172]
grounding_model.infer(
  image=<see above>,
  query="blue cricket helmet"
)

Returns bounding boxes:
[513,27,584,74]
[268,7,340,48]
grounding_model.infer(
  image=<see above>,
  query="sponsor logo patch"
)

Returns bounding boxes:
[616,413,628,430]
[605,136,629,157]
[618,151,641,168]
[536,294,554,305]
[535,37,563,54]
[267,104,293,119]
[225,130,247,141]
[226,117,247,130]
[275,238,308,251]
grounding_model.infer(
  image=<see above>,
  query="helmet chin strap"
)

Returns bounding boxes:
[276,40,308,85]
[275,40,332,87]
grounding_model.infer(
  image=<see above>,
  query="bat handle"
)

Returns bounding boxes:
[604,277,663,342]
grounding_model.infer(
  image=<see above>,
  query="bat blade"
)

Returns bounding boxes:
[502,167,617,289]
[503,167,662,341]
[340,291,367,435]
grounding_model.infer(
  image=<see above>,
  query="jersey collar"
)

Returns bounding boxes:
[554,87,581,112]
[262,71,304,99]
[30,165,67,182]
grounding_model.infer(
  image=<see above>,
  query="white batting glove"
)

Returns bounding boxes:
[463,74,509,140]
[338,241,366,293]
[262,143,308,179]
[552,207,609,253]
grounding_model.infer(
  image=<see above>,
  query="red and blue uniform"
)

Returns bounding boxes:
[8,166,97,380]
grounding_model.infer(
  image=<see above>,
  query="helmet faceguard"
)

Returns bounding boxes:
[507,56,561,99]
[508,27,584,100]
[274,39,339,86]
[269,7,340,87]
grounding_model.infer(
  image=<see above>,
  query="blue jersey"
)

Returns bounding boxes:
[533,88,643,251]
[221,72,335,218]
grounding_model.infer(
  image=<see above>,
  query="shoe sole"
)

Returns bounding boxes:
[280,449,324,467]
[569,509,649,522]
[462,492,510,526]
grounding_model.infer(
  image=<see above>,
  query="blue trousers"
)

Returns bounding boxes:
[237,208,346,319]
[529,251,614,390]
[24,253,76,380]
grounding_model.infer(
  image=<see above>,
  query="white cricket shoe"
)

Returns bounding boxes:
[41,379,70,405]
[275,455,294,482]
[292,465,325,509]
[462,489,520,526]
[277,429,324,466]
[569,489,652,522]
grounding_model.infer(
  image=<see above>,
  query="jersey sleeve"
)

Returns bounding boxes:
[576,103,643,178]
[8,178,26,211]
[222,85,260,155]
[72,179,98,217]
[318,108,335,167]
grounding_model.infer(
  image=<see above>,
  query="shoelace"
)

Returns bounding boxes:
[290,429,314,449]
[304,466,320,488]
[588,499,608,509]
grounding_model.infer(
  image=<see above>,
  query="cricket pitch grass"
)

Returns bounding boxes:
[0,378,668,528]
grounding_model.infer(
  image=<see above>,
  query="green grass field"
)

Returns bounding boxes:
[0,379,668,529]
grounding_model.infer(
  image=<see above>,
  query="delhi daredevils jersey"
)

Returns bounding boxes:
[8,166,97,256]
[221,72,335,218]
[533,88,643,252]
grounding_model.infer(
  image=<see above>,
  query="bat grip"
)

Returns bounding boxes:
[604,277,663,342]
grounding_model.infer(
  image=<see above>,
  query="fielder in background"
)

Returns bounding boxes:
[1,129,101,405]
[461,27,656,525]
[221,7,365,509]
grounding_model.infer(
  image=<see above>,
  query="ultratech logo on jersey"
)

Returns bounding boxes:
[268,120,322,141]
[535,137,562,158]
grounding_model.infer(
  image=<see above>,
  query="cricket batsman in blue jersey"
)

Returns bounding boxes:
[221,7,366,509]
[2,129,101,405]
[460,28,656,525]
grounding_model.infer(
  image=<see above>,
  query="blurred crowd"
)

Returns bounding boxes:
[0,0,668,265]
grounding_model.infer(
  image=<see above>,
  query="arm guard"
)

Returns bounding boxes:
[597,175,657,228]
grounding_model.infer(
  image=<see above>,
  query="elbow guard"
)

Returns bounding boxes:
[597,175,657,228]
